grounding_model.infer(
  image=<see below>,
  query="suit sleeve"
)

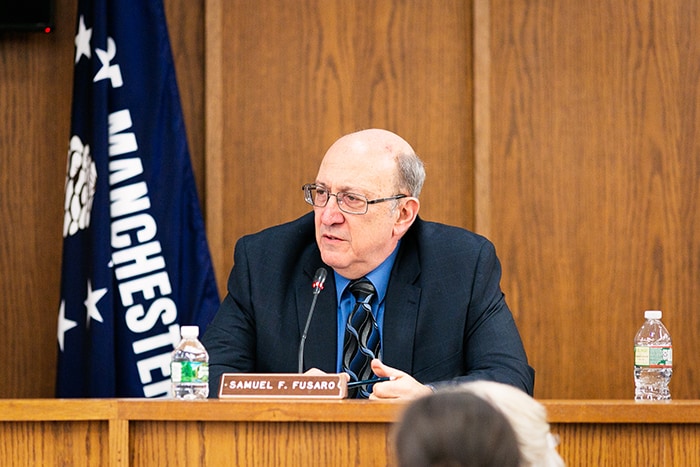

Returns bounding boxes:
[452,240,535,394]
[200,237,256,397]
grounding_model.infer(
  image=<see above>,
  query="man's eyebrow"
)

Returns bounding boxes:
[315,182,363,193]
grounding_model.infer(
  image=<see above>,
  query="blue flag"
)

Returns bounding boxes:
[56,0,220,397]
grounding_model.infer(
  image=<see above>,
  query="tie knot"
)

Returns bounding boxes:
[349,278,376,303]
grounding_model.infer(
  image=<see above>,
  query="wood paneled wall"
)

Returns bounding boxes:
[205,0,473,286]
[1,0,76,397]
[480,0,700,398]
[1,0,699,401]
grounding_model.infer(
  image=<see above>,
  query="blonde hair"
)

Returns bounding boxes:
[459,381,565,467]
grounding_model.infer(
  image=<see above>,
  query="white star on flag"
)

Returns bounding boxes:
[84,279,107,327]
[94,37,123,88]
[74,15,92,63]
[57,300,78,352]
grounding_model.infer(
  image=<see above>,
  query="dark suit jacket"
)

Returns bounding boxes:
[202,212,535,396]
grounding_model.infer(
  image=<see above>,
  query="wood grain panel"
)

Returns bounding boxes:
[551,424,700,467]
[206,0,473,293]
[0,421,109,465]
[484,0,700,398]
[164,0,207,203]
[122,398,405,466]
[569,423,655,467]
[0,399,700,466]
[130,420,394,467]
[0,0,76,398]
[544,400,700,466]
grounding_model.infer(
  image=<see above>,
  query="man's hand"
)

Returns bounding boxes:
[368,359,433,400]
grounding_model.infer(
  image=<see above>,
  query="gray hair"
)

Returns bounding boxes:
[459,381,565,467]
[395,152,426,197]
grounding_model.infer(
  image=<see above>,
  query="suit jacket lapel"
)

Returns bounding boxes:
[294,221,423,374]
[382,232,421,373]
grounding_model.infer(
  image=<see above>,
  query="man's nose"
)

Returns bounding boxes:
[319,194,345,223]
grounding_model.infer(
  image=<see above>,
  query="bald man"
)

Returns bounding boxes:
[202,129,534,399]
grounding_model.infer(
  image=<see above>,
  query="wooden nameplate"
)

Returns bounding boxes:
[218,373,348,399]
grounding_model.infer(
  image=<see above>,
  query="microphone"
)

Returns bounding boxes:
[298,267,327,373]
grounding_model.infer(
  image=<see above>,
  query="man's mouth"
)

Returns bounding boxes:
[322,232,344,242]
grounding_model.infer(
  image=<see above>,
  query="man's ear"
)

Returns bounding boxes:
[393,197,420,237]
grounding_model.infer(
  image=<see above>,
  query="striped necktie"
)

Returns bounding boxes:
[342,278,380,398]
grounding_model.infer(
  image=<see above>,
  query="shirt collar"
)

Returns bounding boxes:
[334,241,400,304]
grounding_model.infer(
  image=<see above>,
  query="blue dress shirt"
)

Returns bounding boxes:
[333,243,400,372]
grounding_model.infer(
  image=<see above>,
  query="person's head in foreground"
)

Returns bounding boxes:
[460,381,565,467]
[393,390,521,467]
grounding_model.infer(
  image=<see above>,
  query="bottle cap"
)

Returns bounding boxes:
[644,310,662,320]
[180,325,199,338]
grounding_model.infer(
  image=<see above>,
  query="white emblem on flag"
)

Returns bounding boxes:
[63,135,97,237]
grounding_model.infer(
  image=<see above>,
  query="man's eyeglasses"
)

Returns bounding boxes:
[302,184,407,215]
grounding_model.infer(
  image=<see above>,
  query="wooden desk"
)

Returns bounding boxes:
[0,399,698,466]
[0,399,405,466]
[545,400,700,466]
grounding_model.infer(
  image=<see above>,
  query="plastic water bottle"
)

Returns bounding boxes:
[634,310,672,401]
[171,325,209,399]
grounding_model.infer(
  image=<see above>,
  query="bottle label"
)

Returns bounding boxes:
[171,361,209,383]
[634,346,672,367]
